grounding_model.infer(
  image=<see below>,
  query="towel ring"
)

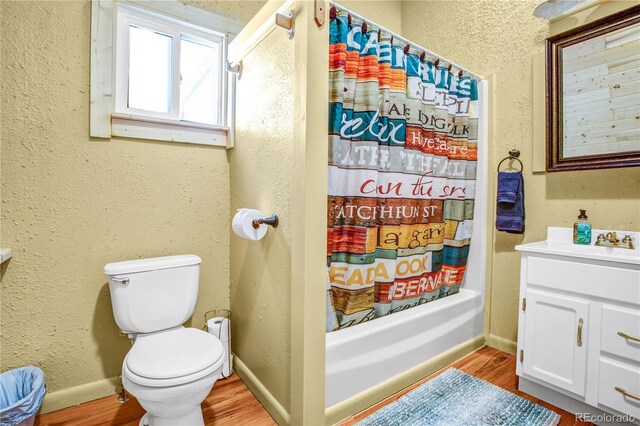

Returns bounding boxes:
[497,149,523,172]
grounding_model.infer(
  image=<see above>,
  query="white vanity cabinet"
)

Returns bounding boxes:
[516,227,640,424]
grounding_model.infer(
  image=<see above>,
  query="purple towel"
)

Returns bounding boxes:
[496,171,525,233]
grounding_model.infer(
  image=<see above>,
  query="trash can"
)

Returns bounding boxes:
[0,367,45,426]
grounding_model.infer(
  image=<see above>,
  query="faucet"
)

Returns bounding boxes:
[606,232,619,244]
[595,231,634,249]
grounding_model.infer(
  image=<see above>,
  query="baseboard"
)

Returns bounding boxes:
[486,333,517,355]
[232,354,291,426]
[324,334,486,425]
[39,376,120,414]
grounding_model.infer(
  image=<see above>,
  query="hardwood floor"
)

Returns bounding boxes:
[36,347,590,426]
[340,346,592,426]
[35,374,277,426]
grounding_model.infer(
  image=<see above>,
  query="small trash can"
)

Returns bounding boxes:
[0,367,45,426]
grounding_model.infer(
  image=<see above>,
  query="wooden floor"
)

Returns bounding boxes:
[35,374,277,426]
[341,346,591,426]
[36,347,589,426]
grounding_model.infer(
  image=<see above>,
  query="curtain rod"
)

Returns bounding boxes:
[331,2,483,80]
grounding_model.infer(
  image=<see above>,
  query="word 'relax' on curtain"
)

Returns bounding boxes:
[326,7,479,332]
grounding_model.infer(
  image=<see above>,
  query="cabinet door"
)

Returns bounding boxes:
[523,289,589,396]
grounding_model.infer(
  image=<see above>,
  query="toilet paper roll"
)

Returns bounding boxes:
[207,317,230,342]
[206,317,232,377]
[232,209,269,240]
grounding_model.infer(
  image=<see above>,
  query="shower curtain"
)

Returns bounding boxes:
[326,7,479,331]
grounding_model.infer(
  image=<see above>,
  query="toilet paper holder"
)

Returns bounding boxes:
[252,214,279,229]
[203,309,232,379]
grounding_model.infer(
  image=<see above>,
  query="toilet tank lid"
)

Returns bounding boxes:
[104,255,202,276]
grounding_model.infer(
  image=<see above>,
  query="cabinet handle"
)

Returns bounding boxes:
[618,331,640,343]
[577,318,583,347]
[615,387,640,402]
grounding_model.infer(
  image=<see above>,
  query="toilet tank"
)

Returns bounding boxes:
[104,255,202,334]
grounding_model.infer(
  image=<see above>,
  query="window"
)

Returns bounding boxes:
[115,6,225,125]
[90,0,243,147]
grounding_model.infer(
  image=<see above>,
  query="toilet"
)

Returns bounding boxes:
[104,255,224,426]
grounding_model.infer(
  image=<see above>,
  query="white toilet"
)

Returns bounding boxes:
[104,255,224,426]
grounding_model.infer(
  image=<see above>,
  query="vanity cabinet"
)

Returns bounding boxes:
[516,228,640,424]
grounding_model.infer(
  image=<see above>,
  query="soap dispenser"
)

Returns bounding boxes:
[573,209,592,245]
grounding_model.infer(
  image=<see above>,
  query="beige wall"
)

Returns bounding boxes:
[339,0,403,33]
[230,26,295,416]
[401,0,640,352]
[0,0,263,412]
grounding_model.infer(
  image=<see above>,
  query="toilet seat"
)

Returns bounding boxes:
[124,327,224,387]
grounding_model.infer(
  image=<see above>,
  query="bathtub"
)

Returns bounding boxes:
[325,80,489,410]
[325,288,484,406]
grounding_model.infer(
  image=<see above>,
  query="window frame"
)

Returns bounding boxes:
[90,0,242,148]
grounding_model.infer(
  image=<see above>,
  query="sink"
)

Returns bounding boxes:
[516,227,640,265]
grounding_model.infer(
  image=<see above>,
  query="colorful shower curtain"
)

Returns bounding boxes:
[326,7,480,331]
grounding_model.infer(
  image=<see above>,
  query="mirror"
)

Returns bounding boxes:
[546,5,640,172]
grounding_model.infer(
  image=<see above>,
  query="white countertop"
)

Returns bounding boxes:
[0,248,12,264]
[516,227,640,266]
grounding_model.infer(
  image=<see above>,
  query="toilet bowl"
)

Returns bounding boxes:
[122,327,224,426]
[104,255,224,426]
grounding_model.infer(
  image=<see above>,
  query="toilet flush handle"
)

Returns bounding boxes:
[111,276,129,285]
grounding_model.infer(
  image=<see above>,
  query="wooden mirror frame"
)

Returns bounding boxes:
[546,4,640,172]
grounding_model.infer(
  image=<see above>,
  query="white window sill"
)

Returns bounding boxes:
[111,113,230,147]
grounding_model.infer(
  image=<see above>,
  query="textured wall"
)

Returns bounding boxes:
[401,0,640,349]
[190,0,265,23]
[230,27,295,413]
[0,0,263,408]
[340,0,402,33]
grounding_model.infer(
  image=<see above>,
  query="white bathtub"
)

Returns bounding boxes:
[325,289,484,406]
[325,80,489,409]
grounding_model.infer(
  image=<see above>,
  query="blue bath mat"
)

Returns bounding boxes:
[356,369,560,426]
